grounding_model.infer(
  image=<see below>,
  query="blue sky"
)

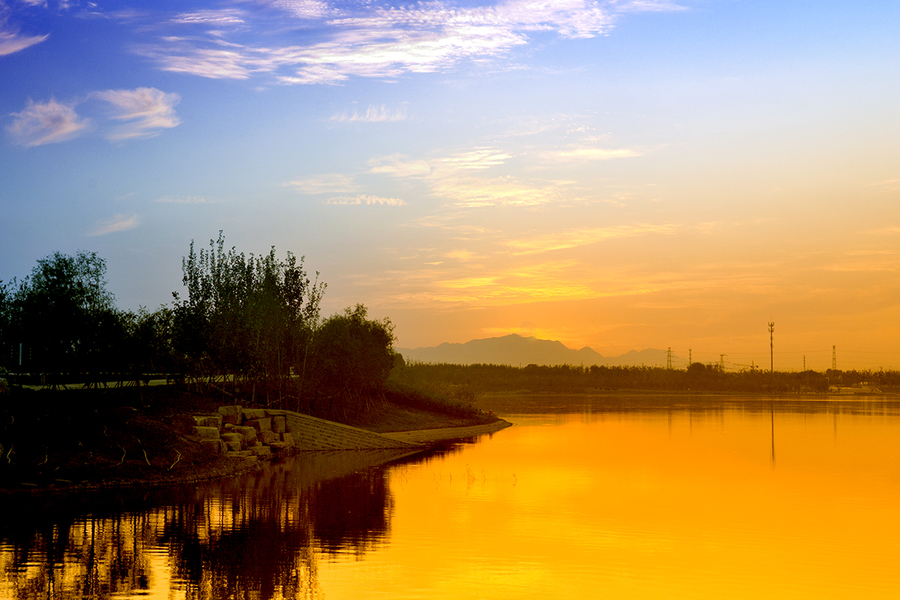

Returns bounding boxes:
[2,0,900,370]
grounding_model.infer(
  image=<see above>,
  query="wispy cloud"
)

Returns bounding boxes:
[326,194,405,206]
[136,40,263,79]
[7,88,181,147]
[330,104,408,122]
[432,175,570,207]
[92,87,181,140]
[170,9,247,26]
[285,173,360,194]
[0,20,48,56]
[90,213,139,236]
[507,223,678,254]
[609,0,688,13]
[257,0,331,20]
[370,147,512,177]
[369,146,582,207]
[6,98,90,147]
[138,0,628,83]
[541,146,642,162]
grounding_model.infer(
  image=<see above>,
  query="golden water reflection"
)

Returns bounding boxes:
[3,396,900,599]
[320,396,900,599]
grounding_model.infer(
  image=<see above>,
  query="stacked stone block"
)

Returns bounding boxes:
[190,405,418,459]
[190,405,298,460]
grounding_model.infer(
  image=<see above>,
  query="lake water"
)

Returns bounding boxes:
[3,394,900,599]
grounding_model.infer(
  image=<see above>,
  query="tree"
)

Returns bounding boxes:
[310,304,395,417]
[2,251,121,383]
[172,232,325,402]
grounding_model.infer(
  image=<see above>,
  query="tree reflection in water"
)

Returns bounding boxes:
[0,449,414,599]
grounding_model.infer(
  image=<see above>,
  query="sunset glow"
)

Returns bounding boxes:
[2,0,898,369]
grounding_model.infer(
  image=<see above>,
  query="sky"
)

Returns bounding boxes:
[2,0,899,371]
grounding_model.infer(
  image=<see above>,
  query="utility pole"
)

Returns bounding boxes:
[768,322,775,373]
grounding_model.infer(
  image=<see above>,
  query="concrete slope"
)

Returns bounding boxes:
[265,409,422,450]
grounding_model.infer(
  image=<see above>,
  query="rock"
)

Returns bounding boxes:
[281,432,295,446]
[246,417,272,432]
[249,445,272,458]
[218,405,243,426]
[200,439,225,454]
[193,414,223,429]
[243,408,267,421]
[258,430,278,444]
[222,432,245,450]
[268,441,292,452]
[233,426,258,445]
[226,450,257,460]
[193,426,221,440]
[271,415,286,434]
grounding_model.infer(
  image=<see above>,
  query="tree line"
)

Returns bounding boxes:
[393,361,900,395]
[0,233,396,420]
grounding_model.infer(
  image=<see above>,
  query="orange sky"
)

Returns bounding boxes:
[3,1,898,371]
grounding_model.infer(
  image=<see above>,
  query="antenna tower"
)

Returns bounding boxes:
[832,345,837,371]
[768,322,775,372]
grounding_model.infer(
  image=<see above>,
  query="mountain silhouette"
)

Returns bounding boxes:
[397,334,681,367]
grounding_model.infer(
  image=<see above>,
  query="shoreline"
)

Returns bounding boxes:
[0,400,512,496]
[475,388,900,399]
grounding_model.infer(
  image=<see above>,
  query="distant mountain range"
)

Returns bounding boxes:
[397,334,686,368]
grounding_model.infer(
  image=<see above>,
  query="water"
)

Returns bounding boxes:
[3,394,900,599]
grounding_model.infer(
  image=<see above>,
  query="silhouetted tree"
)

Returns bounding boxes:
[309,305,395,418]
[172,232,325,404]
[1,251,122,385]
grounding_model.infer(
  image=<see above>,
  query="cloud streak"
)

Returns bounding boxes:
[0,20,48,56]
[330,105,408,122]
[7,98,90,147]
[507,224,678,255]
[90,214,139,236]
[326,194,406,206]
[138,0,635,84]
[92,87,181,141]
[286,173,360,194]
[541,146,642,162]
[6,88,181,147]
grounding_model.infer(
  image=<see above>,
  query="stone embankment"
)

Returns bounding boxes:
[192,405,420,459]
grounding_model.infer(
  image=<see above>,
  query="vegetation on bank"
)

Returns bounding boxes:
[0,235,489,488]
[393,361,900,395]
[0,381,487,490]
[0,232,412,421]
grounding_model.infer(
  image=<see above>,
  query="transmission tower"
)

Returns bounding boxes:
[667,347,672,370]
[768,322,775,372]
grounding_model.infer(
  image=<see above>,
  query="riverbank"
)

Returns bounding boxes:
[0,385,506,494]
